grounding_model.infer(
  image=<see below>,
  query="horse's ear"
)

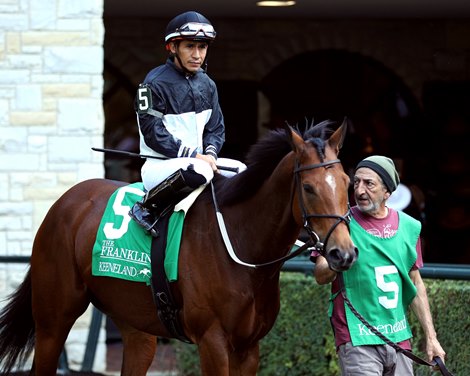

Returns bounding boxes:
[283,123,304,152]
[328,117,348,155]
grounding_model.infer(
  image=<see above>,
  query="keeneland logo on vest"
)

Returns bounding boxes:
[357,316,407,336]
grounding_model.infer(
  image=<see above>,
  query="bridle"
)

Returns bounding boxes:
[212,157,351,268]
[294,159,351,258]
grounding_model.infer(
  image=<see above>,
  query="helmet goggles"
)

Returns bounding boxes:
[166,22,216,42]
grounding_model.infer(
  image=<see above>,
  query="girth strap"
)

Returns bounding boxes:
[150,212,192,344]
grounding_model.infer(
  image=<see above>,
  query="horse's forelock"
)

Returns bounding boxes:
[303,119,335,139]
[310,138,326,161]
[302,119,337,161]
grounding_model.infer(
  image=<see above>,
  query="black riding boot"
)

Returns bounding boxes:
[129,169,195,237]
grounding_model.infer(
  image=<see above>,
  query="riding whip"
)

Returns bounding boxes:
[91,147,239,173]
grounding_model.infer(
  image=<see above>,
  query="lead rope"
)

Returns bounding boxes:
[337,274,454,376]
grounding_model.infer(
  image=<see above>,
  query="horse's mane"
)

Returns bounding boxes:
[209,119,337,206]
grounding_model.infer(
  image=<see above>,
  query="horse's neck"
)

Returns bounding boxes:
[227,166,300,262]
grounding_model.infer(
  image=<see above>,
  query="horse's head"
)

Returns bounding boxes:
[286,118,358,272]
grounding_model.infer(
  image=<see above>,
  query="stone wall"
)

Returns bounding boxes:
[0,0,106,372]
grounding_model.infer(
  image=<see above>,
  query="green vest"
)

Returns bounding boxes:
[342,212,421,346]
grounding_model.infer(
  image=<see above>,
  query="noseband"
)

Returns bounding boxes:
[294,159,351,257]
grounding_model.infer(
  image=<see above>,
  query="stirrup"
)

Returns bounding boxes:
[129,203,159,237]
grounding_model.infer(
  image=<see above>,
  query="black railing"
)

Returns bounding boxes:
[3,256,470,280]
[283,259,470,280]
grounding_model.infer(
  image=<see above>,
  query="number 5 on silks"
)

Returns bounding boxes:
[137,84,152,114]
[136,84,163,119]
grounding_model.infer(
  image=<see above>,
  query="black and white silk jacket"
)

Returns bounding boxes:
[134,57,225,160]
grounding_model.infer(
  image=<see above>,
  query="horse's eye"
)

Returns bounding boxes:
[303,183,315,194]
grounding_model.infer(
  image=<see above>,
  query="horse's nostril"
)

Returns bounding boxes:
[327,247,358,270]
[328,248,343,263]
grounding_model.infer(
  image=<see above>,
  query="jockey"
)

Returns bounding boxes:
[129,11,246,236]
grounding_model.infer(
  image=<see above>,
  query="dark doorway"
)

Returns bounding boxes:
[260,49,424,173]
[422,81,470,264]
[259,49,459,261]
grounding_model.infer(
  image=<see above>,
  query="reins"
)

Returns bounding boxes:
[211,181,315,268]
[337,274,454,376]
[211,157,349,268]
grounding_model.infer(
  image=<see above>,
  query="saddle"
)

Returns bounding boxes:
[92,182,203,343]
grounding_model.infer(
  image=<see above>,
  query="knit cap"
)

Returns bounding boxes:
[355,155,400,193]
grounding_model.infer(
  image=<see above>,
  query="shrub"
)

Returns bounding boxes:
[175,273,468,375]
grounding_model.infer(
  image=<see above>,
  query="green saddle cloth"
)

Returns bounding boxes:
[91,182,184,285]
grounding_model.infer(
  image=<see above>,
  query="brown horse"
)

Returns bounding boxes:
[0,119,357,375]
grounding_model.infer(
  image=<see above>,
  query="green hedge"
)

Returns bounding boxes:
[174,272,469,375]
[411,279,470,376]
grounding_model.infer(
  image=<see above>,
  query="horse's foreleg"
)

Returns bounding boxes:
[198,332,260,376]
[229,343,260,376]
[113,319,157,376]
[197,329,259,376]
[198,335,230,376]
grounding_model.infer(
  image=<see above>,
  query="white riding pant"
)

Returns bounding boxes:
[141,157,247,191]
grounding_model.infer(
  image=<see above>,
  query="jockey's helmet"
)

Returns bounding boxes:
[164,11,216,48]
